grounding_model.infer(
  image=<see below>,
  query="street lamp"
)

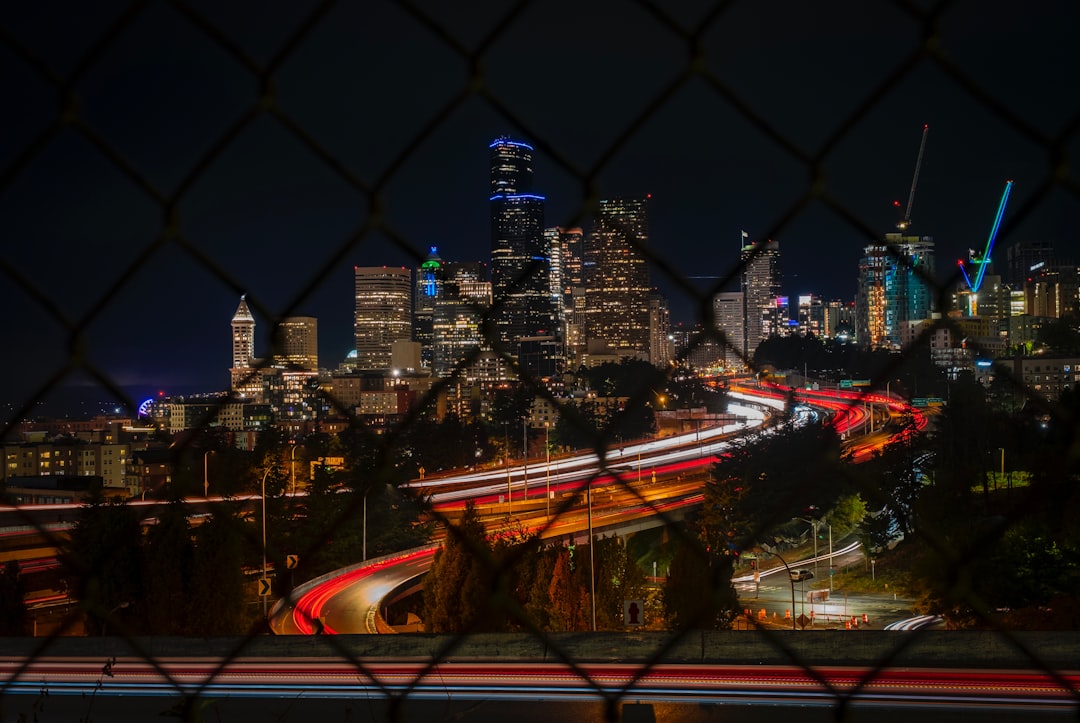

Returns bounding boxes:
[796,516,819,577]
[203,450,214,498]
[764,548,798,631]
[587,475,596,632]
[522,418,528,499]
[290,443,297,496]
[503,423,512,516]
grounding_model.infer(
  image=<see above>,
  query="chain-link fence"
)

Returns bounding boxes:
[2,0,1079,720]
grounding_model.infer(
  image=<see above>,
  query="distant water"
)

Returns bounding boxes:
[2,384,222,421]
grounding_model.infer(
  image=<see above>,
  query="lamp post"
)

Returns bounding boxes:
[203,450,214,498]
[796,517,819,577]
[765,549,798,631]
[828,524,834,592]
[362,486,367,562]
[522,418,528,498]
[587,476,596,632]
[504,423,512,516]
[290,444,297,496]
[260,465,272,619]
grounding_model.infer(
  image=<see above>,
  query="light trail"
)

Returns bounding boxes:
[2,657,1078,712]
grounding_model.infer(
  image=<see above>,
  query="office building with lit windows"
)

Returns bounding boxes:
[272,316,318,372]
[414,247,446,368]
[583,197,652,358]
[432,264,492,379]
[489,137,554,346]
[856,233,936,350]
[739,235,782,360]
[712,291,746,369]
[354,266,412,372]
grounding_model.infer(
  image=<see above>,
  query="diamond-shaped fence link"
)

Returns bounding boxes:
[2,0,1079,720]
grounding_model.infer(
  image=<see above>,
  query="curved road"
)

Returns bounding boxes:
[272,385,925,635]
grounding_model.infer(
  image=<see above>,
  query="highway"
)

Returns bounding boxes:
[273,385,924,635]
[2,654,1077,722]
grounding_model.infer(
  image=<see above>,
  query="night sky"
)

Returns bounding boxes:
[2,1,1077,413]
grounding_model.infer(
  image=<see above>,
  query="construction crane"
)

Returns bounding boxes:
[958,179,1014,296]
[895,124,929,230]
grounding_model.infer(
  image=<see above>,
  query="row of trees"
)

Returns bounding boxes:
[62,496,252,636]
[58,420,432,635]
[863,376,1080,628]
[422,505,647,633]
[662,415,859,630]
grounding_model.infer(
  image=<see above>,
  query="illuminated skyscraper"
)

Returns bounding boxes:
[354,266,412,371]
[712,291,745,369]
[489,137,553,345]
[739,234,782,360]
[856,233,936,349]
[414,247,445,368]
[273,316,318,371]
[432,263,491,378]
[648,293,672,367]
[545,225,584,348]
[230,295,263,399]
[584,197,651,358]
[231,295,255,370]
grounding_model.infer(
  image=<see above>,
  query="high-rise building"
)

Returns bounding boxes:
[432,264,492,378]
[797,295,824,337]
[583,197,652,358]
[545,225,585,353]
[1005,239,1055,287]
[414,247,445,368]
[489,137,553,346]
[712,291,745,369]
[230,296,263,400]
[648,293,672,368]
[856,233,936,350]
[739,234,782,360]
[231,295,255,370]
[354,266,412,371]
[273,316,318,371]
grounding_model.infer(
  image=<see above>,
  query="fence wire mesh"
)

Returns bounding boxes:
[2,0,1079,721]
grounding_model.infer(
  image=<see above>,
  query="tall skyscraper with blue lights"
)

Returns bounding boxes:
[489,137,554,346]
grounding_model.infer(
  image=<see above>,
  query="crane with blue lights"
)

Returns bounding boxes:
[958,180,1013,298]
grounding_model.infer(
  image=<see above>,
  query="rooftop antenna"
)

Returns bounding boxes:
[896,124,929,231]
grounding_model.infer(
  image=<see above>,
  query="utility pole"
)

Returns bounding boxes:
[504,423,512,515]
[545,423,551,517]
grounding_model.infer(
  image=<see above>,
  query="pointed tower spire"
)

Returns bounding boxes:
[231,295,255,369]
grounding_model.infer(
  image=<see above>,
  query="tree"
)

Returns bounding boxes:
[704,422,850,550]
[591,535,648,629]
[61,492,143,636]
[0,560,27,635]
[547,547,590,631]
[662,530,737,631]
[140,500,194,635]
[187,506,250,634]
[423,503,491,633]
[855,420,928,538]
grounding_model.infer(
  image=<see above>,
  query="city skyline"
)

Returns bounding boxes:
[1,1,1077,408]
